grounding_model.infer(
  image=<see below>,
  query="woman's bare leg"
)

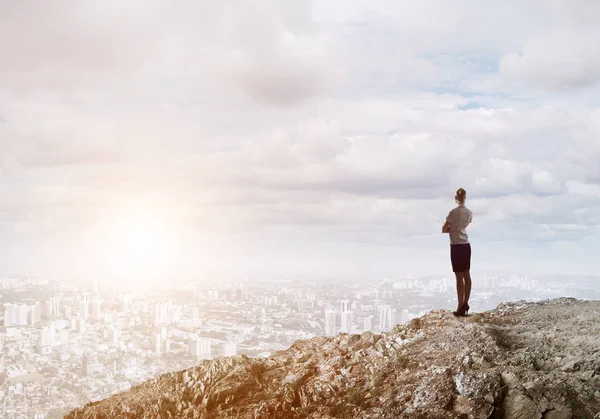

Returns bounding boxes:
[463,271,472,307]
[454,272,465,310]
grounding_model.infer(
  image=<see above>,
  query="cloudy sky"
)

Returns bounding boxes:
[2,0,600,280]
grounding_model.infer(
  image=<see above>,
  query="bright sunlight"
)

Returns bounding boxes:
[99,212,182,283]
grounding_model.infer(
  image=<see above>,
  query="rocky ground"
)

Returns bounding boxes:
[65,298,600,418]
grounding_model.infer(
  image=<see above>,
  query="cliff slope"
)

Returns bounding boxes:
[66,298,600,418]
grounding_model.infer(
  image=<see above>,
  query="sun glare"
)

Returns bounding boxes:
[123,219,162,254]
[101,214,181,282]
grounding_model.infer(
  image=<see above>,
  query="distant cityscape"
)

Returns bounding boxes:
[0,272,598,418]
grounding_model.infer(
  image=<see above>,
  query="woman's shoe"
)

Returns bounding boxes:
[453,306,466,317]
[453,303,469,317]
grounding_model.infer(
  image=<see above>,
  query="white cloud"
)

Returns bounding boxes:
[500,29,600,91]
[1,1,600,276]
[0,0,341,105]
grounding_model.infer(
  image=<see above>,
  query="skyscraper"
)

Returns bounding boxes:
[91,300,102,321]
[80,301,89,321]
[199,339,212,359]
[340,300,351,312]
[82,354,91,376]
[82,353,101,376]
[37,325,56,354]
[59,329,69,346]
[364,315,373,332]
[35,302,42,323]
[75,317,86,334]
[51,298,60,317]
[18,304,29,326]
[107,328,120,345]
[340,311,354,334]
[191,307,199,322]
[153,301,172,327]
[325,310,337,336]
[3,303,13,327]
[28,305,37,326]
[188,337,212,359]
[188,338,197,356]
[42,300,53,319]
[152,331,162,353]
[3,303,36,327]
[379,305,394,331]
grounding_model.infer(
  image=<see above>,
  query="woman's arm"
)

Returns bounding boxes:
[442,221,450,233]
[442,210,453,233]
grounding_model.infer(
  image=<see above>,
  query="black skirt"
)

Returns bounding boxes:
[450,243,471,273]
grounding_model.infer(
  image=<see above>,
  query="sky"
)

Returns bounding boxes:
[1,0,600,281]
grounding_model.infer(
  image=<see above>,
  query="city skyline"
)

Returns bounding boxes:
[1,2,600,279]
[1,271,597,417]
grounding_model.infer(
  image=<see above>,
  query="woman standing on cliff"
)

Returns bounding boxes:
[442,188,473,317]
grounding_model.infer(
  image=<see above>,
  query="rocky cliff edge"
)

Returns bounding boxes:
[65,298,600,419]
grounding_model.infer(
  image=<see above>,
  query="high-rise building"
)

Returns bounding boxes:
[82,353,101,376]
[325,310,337,336]
[4,303,36,327]
[75,317,86,334]
[80,293,90,320]
[49,323,56,345]
[188,338,212,359]
[120,293,132,312]
[340,311,354,334]
[42,299,60,318]
[42,300,53,318]
[82,354,90,376]
[18,304,29,326]
[364,315,373,332]
[152,331,162,353]
[91,300,102,321]
[35,302,42,323]
[80,301,89,321]
[171,310,180,325]
[59,329,69,346]
[28,305,37,326]
[63,305,72,319]
[153,301,172,326]
[191,307,199,322]
[3,304,13,327]
[37,326,54,354]
[188,338,197,356]
[234,288,243,302]
[39,326,52,345]
[379,305,394,331]
[199,339,212,359]
[51,298,60,317]
[340,300,351,312]
[107,328,120,345]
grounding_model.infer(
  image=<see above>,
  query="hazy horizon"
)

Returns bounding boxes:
[2,1,600,281]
